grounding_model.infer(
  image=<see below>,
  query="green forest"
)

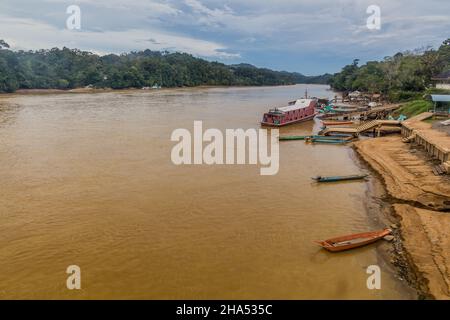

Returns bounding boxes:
[0,40,330,93]
[329,38,450,102]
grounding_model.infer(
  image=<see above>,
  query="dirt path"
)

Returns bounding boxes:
[355,137,450,210]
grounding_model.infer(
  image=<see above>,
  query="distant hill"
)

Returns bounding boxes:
[0,43,330,93]
[292,72,333,84]
[230,63,332,84]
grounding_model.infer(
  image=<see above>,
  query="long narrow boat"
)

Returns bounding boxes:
[322,120,354,126]
[306,138,349,145]
[279,135,312,141]
[312,174,368,182]
[314,229,392,252]
[280,135,352,141]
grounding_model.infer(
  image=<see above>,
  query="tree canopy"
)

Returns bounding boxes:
[329,39,450,101]
[0,44,329,93]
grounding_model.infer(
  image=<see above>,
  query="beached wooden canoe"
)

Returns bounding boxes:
[312,174,368,182]
[315,229,392,252]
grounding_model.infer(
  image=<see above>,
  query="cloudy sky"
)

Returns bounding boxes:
[1,0,449,74]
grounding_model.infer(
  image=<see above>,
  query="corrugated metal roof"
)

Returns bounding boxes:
[278,99,314,112]
[431,94,450,102]
[433,70,450,79]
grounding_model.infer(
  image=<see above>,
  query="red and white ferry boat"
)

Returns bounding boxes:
[261,98,317,127]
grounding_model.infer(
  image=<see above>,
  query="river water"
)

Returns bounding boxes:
[0,84,414,299]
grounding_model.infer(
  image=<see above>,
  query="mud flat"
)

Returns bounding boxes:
[354,136,450,299]
[394,204,450,299]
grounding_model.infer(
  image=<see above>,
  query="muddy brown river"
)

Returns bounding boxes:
[0,85,414,299]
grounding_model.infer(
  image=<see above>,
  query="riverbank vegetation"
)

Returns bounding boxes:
[0,40,330,93]
[329,39,450,105]
[393,100,433,118]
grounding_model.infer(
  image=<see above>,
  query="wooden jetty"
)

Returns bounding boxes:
[320,120,402,137]
[401,112,450,169]
[320,104,400,120]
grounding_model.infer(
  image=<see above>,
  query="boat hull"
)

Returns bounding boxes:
[322,121,354,126]
[315,229,392,252]
[261,113,315,127]
[313,174,368,182]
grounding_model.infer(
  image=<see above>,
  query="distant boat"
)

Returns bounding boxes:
[261,98,317,127]
[312,174,368,182]
[314,229,392,252]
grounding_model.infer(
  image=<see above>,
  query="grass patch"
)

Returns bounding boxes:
[393,99,433,118]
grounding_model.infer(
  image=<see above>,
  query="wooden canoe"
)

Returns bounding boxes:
[314,229,392,252]
[322,120,354,126]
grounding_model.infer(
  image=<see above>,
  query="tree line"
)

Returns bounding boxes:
[0,41,330,93]
[329,39,450,101]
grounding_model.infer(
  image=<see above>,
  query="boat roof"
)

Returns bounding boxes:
[276,99,315,112]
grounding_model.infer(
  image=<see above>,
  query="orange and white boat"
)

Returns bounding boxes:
[314,228,392,252]
[322,120,354,126]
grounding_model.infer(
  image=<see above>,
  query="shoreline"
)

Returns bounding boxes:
[354,145,430,299]
[0,83,329,97]
[354,136,450,300]
[350,148,418,299]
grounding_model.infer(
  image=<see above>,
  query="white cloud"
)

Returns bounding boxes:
[0,0,449,73]
[0,15,239,58]
[45,0,181,15]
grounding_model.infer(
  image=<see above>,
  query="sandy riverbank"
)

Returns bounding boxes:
[0,84,303,97]
[354,136,450,299]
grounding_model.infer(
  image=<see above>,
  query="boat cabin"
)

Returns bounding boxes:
[261,99,317,126]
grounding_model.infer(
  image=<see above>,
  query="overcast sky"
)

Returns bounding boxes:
[1,0,449,74]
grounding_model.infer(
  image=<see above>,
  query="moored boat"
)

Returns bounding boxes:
[279,135,325,141]
[314,229,392,252]
[261,98,317,127]
[322,120,354,126]
[312,174,368,182]
[306,138,349,145]
[279,135,312,141]
[280,135,355,142]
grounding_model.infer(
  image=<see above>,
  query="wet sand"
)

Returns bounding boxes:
[394,204,450,300]
[355,136,450,299]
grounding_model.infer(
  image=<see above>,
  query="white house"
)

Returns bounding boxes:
[432,71,450,90]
